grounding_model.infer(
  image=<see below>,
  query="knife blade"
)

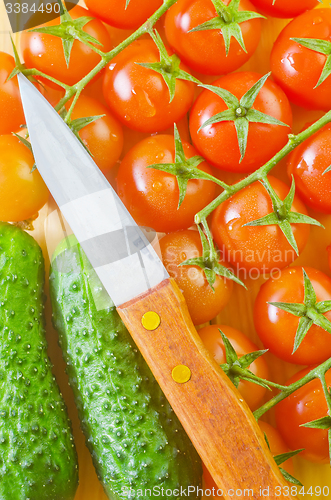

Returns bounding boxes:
[18,73,296,499]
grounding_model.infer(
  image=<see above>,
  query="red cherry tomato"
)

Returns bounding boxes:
[211,176,310,273]
[84,0,162,30]
[103,39,195,133]
[0,135,49,222]
[159,231,233,325]
[276,367,331,463]
[254,267,331,365]
[164,0,262,75]
[271,9,331,110]
[65,95,123,174]
[21,5,112,88]
[249,0,318,18]
[116,134,216,233]
[0,52,25,135]
[287,124,331,214]
[189,72,292,173]
[198,324,269,410]
[328,245,331,273]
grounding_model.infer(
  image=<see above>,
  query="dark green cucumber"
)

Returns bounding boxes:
[0,222,78,500]
[49,236,202,500]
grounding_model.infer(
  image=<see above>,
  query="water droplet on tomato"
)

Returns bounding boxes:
[134,87,156,118]
[152,181,162,192]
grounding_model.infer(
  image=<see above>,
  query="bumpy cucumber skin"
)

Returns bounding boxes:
[49,238,202,500]
[0,222,78,500]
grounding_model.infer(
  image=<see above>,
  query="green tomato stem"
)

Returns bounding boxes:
[319,373,331,415]
[253,358,331,421]
[22,68,71,90]
[52,0,179,117]
[201,219,218,263]
[195,110,331,224]
[232,365,288,391]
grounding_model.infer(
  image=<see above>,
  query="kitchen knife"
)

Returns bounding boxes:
[18,73,296,499]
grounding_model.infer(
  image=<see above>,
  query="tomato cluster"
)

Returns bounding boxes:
[1,0,331,480]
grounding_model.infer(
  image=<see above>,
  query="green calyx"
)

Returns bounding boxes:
[8,36,26,81]
[29,1,102,67]
[63,110,105,156]
[300,373,331,462]
[148,124,227,208]
[8,36,42,89]
[180,224,245,290]
[199,73,289,163]
[263,435,303,486]
[244,176,323,255]
[291,37,331,88]
[218,329,270,389]
[137,30,200,103]
[302,415,331,430]
[269,269,331,354]
[190,0,264,56]
[301,415,331,464]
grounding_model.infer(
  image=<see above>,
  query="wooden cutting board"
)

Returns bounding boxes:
[1,1,331,498]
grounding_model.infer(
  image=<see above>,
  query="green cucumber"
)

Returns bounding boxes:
[0,222,78,500]
[49,235,202,500]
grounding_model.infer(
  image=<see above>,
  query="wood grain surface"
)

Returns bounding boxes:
[119,278,296,499]
[1,1,331,499]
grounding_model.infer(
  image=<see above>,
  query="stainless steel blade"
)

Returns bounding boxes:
[18,74,168,306]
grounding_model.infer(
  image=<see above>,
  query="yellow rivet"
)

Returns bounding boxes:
[141,311,161,331]
[172,365,191,384]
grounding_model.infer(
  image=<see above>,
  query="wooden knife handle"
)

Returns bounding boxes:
[117,278,296,500]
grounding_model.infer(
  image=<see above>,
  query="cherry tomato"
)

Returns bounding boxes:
[21,5,112,88]
[257,422,295,475]
[271,9,331,110]
[103,39,195,133]
[164,0,262,75]
[276,367,331,463]
[287,124,331,214]
[254,267,331,365]
[249,0,318,18]
[0,135,49,222]
[211,176,310,273]
[84,0,162,30]
[65,95,123,174]
[116,134,216,233]
[189,72,292,173]
[198,324,269,410]
[0,52,25,135]
[159,230,233,325]
[328,245,331,273]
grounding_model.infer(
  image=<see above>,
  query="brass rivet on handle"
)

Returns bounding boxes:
[141,311,161,331]
[172,365,191,384]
